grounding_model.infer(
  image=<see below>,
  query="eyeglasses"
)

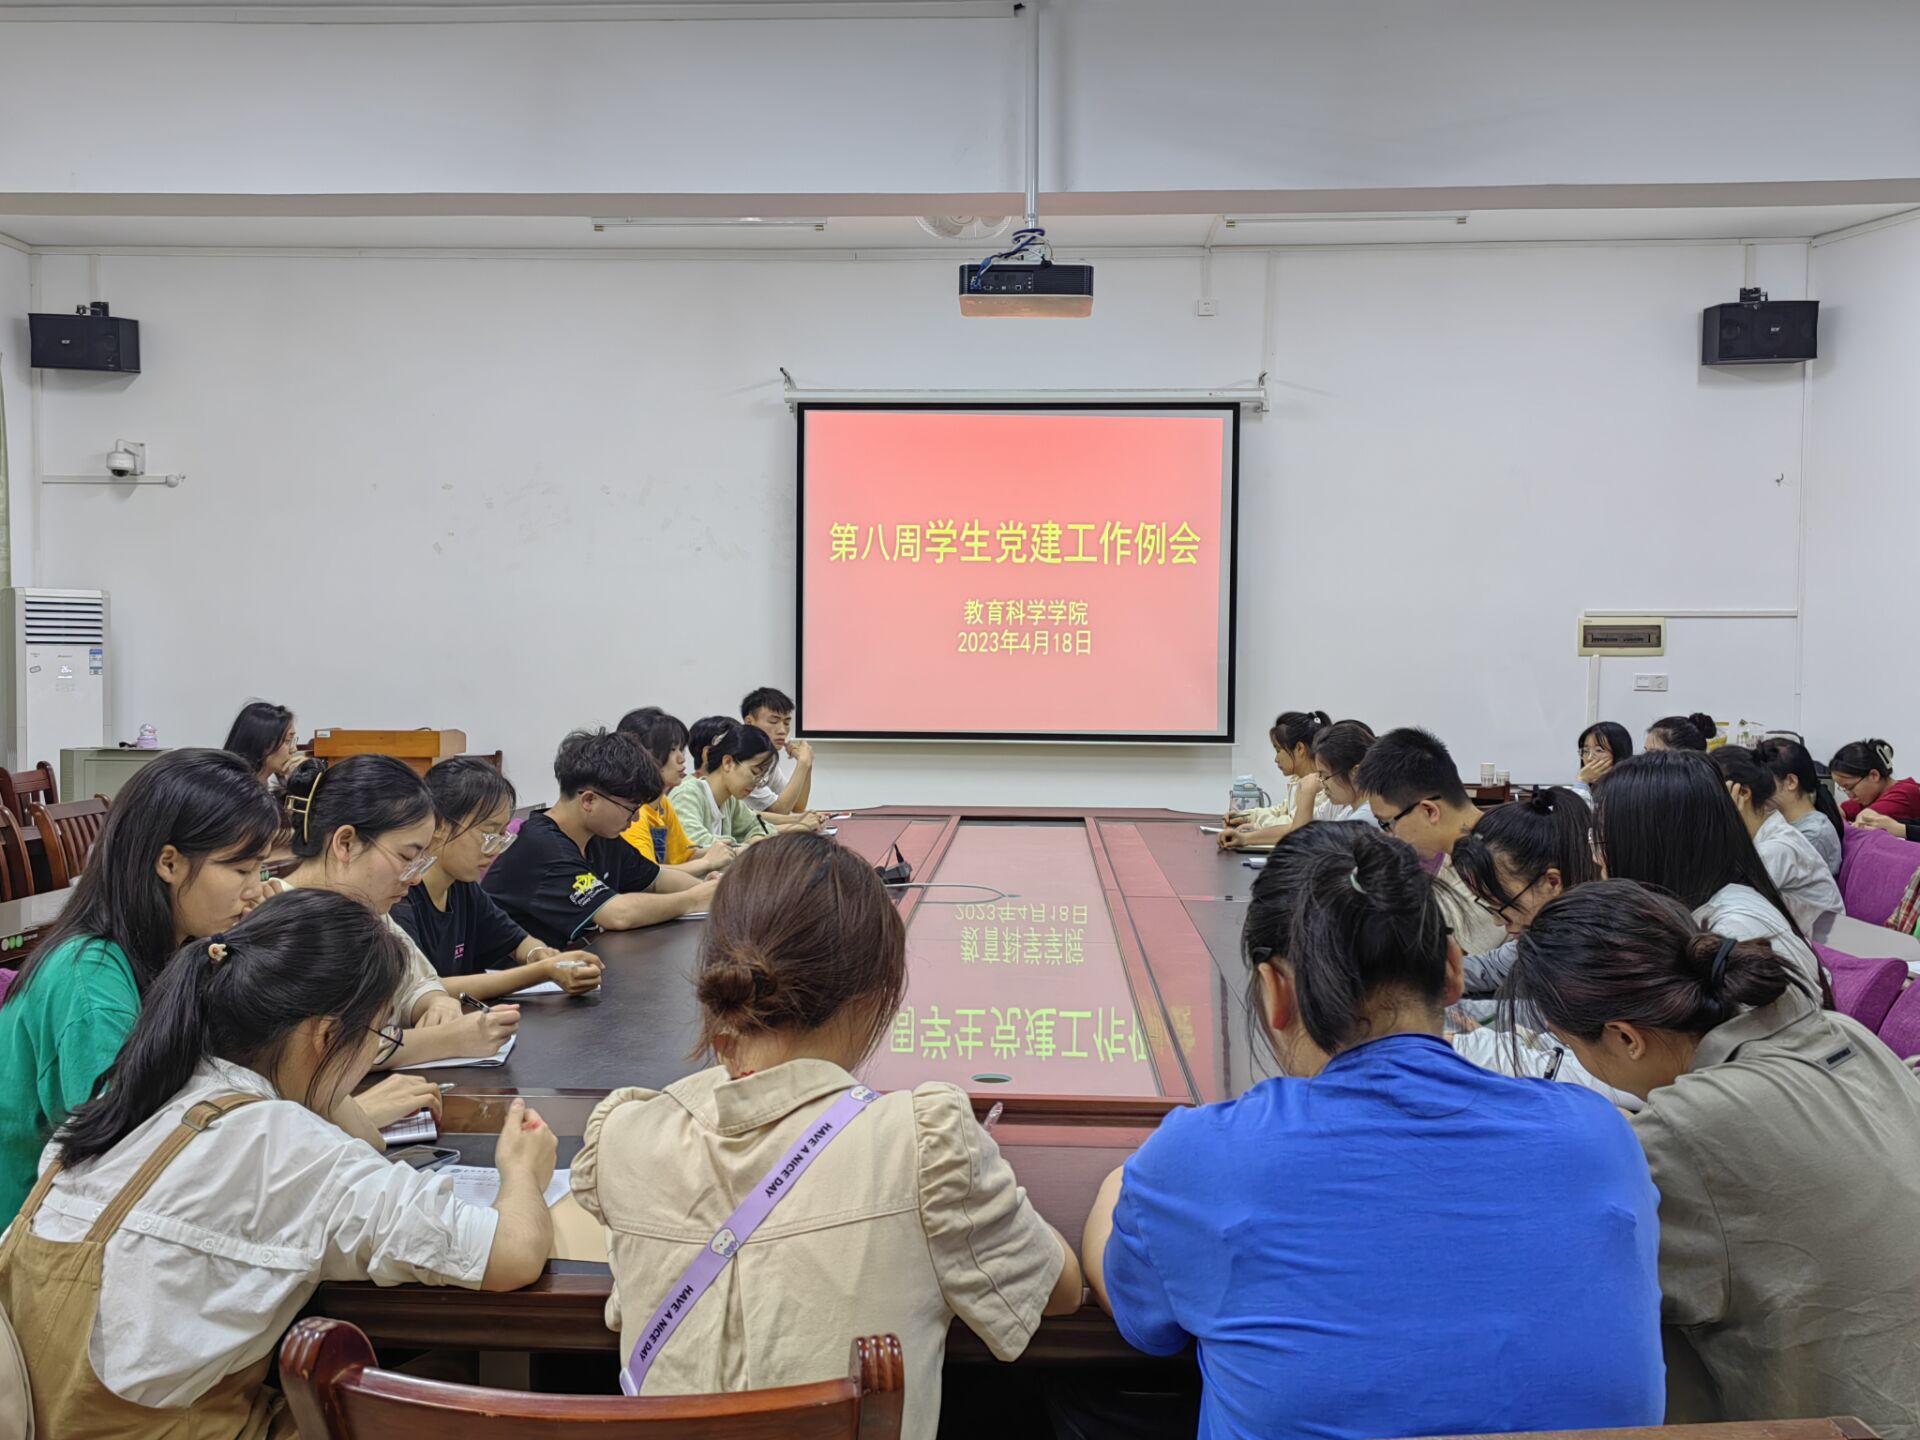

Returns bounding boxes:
[374,842,437,885]
[1578,746,1610,763]
[478,829,517,857]
[1377,796,1438,834]
[368,1022,404,1066]
[1475,871,1545,924]
[587,791,641,827]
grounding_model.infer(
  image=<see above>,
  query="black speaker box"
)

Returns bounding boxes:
[1701,299,1817,365]
[29,313,142,373]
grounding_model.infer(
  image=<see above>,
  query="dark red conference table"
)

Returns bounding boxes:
[309,808,1265,1362]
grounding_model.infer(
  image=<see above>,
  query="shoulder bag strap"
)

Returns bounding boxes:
[619,1084,879,1396]
[84,1093,266,1243]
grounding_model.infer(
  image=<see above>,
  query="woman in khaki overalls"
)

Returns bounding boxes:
[0,889,556,1437]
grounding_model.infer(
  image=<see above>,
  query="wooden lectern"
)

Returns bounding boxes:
[311,729,468,777]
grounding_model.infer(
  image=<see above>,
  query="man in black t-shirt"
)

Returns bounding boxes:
[482,729,718,948]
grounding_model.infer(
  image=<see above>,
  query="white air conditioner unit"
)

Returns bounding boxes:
[1,588,110,772]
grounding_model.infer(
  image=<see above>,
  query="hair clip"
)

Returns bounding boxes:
[285,767,327,842]
[1708,936,1736,991]
[207,940,230,965]
[1348,866,1367,896]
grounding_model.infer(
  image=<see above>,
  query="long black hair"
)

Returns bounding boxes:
[1594,751,1804,938]
[283,754,434,860]
[221,701,294,776]
[423,756,517,832]
[1709,745,1776,813]
[55,889,407,1169]
[1754,736,1845,846]
[1578,721,1633,766]
[1241,823,1450,1058]
[3,748,281,1007]
[1453,786,1599,916]
[1507,880,1807,1044]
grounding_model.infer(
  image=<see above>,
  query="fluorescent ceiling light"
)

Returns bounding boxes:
[1223,212,1470,226]
[591,217,828,231]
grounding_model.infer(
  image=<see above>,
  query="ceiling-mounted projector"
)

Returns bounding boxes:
[958,257,1094,318]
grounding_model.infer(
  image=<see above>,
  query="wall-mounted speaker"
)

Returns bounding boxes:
[1701,294,1817,366]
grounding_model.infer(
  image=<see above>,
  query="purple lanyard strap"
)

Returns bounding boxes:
[619,1084,880,1397]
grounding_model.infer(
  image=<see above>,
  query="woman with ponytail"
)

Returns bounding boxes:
[1711,746,1844,935]
[1754,736,1846,874]
[1220,708,1333,848]
[0,889,557,1437]
[572,832,1079,1440]
[1081,823,1664,1440]
[0,748,280,1218]
[1507,881,1920,1437]
[1452,785,1600,994]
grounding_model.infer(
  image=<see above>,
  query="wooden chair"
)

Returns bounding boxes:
[0,761,57,826]
[279,1318,905,1439]
[0,807,33,901]
[30,797,110,890]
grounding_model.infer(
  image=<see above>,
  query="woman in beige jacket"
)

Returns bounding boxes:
[573,832,1082,1440]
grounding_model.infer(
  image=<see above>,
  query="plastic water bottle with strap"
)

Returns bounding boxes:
[1228,775,1269,814]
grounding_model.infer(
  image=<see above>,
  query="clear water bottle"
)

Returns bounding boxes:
[1228,775,1268,813]
[135,724,159,750]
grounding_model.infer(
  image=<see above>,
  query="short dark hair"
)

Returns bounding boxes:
[740,687,795,720]
[423,756,517,829]
[1309,720,1374,783]
[1241,822,1450,1057]
[1454,786,1599,915]
[553,729,662,804]
[1352,726,1469,810]
[1648,714,1715,751]
[222,700,293,774]
[617,706,691,770]
[1594,750,1800,927]
[283,754,434,860]
[1269,710,1332,752]
[1508,881,1806,1044]
[1577,721,1633,765]
[1829,738,1896,782]
[695,832,906,1062]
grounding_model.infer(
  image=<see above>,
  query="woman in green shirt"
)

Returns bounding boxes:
[669,718,780,850]
[0,748,288,1217]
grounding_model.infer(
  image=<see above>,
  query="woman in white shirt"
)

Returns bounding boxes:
[1754,737,1847,876]
[1311,720,1378,827]
[0,887,556,1439]
[1593,751,1822,991]
[1711,747,1845,937]
[1221,709,1333,850]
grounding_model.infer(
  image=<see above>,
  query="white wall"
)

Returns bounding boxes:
[3,0,1919,199]
[1804,214,1920,771]
[22,238,1815,806]
[0,245,29,586]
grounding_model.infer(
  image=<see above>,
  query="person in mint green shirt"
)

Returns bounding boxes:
[0,747,284,1219]
[669,718,780,850]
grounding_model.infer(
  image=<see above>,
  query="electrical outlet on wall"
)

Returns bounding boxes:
[1194,299,1218,317]
[1633,674,1670,692]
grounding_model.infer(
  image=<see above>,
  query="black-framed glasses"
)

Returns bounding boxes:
[1377,796,1439,833]
[586,790,641,827]
[369,1023,404,1066]
[1475,871,1545,924]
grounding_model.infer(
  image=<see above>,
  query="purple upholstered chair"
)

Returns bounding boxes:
[0,967,15,1006]
[1877,978,1920,1061]
[1838,825,1920,925]
[1816,947,1908,1031]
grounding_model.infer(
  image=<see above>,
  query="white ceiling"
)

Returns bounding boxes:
[0,205,1910,252]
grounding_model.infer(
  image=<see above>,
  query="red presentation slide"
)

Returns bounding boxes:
[798,406,1236,740]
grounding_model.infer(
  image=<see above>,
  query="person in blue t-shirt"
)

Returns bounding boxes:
[1081,822,1665,1440]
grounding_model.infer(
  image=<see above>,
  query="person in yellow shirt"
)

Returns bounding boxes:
[616,707,737,877]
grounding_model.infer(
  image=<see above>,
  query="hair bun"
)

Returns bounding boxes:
[696,946,779,1022]
[1688,713,1716,739]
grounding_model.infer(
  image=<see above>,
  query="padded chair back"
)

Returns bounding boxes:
[279,1318,905,1439]
[0,968,15,1006]
[1815,947,1908,1031]
[1877,979,1920,1062]
[1839,825,1920,925]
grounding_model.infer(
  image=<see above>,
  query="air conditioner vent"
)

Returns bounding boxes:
[23,593,107,645]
